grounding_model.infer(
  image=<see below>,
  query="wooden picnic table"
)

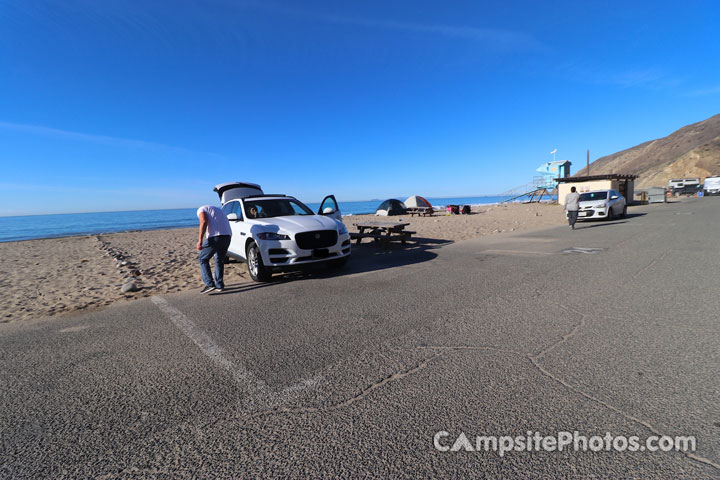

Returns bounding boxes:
[406,207,434,217]
[350,221,415,248]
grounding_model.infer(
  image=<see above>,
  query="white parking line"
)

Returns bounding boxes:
[150,295,322,409]
[151,296,273,396]
[562,247,604,254]
[480,249,555,256]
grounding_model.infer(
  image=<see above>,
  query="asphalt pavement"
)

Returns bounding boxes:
[2,197,720,478]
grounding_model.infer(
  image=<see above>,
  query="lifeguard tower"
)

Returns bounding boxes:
[535,160,572,190]
[500,159,572,204]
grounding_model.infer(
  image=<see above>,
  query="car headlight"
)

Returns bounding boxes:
[257,232,290,241]
[595,203,606,209]
[337,223,348,235]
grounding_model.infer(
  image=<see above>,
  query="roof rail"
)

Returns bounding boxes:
[244,194,291,199]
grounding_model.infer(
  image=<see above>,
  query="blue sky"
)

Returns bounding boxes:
[1,0,719,215]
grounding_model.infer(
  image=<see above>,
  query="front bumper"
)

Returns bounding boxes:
[258,233,352,269]
[568,208,608,220]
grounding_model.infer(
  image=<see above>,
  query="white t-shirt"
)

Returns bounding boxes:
[197,205,232,239]
[565,192,580,212]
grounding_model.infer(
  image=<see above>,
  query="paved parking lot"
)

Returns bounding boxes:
[2,198,720,478]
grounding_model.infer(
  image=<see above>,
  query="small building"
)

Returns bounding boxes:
[556,174,638,205]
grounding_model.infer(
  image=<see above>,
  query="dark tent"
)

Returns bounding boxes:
[375,199,407,216]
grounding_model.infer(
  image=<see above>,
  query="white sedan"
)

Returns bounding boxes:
[573,189,627,221]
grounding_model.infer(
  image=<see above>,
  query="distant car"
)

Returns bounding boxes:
[571,189,627,221]
[213,182,351,282]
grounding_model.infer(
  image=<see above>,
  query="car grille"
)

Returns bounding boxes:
[295,230,338,249]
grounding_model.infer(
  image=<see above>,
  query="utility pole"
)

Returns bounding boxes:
[587,150,590,176]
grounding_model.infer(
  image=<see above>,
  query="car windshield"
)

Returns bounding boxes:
[579,192,608,202]
[244,198,313,218]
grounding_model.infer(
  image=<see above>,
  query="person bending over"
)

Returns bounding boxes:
[196,205,232,294]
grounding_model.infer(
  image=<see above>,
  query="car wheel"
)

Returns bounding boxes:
[607,208,614,221]
[246,241,271,282]
[329,255,349,269]
[622,205,627,218]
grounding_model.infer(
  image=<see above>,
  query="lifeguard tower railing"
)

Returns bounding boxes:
[498,176,557,204]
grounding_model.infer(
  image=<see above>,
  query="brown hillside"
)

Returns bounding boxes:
[575,114,720,189]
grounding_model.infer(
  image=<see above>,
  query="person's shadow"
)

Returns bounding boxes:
[573,212,647,229]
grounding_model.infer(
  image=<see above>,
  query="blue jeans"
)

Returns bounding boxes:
[198,235,231,288]
[567,210,579,227]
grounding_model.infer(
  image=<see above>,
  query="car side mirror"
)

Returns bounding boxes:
[610,196,619,200]
[322,207,336,214]
[227,213,239,221]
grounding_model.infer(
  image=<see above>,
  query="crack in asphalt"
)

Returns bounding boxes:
[528,353,720,471]
[239,353,441,421]
[416,344,524,356]
[152,240,716,473]
[532,301,588,360]
[627,248,672,283]
[231,288,719,471]
[101,353,439,477]
[527,299,720,472]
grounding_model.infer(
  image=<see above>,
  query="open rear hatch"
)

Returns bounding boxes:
[213,182,264,204]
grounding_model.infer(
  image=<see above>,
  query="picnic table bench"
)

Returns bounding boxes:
[350,221,415,248]
[406,207,434,217]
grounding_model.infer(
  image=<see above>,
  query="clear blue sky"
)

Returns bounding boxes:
[1,0,718,215]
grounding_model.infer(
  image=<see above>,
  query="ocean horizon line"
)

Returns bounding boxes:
[0,193,515,218]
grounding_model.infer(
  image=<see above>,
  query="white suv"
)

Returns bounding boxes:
[704,176,720,196]
[214,182,351,282]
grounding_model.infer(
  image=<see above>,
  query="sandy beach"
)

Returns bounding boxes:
[0,202,564,324]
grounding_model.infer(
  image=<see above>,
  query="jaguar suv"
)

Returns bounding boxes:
[214,182,351,282]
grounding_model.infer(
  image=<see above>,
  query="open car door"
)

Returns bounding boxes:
[318,195,342,221]
[221,200,248,261]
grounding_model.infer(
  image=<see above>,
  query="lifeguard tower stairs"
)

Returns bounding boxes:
[500,160,572,203]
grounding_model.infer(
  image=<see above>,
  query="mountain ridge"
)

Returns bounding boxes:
[575,114,720,189]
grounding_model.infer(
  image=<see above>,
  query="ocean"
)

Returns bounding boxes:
[0,195,554,243]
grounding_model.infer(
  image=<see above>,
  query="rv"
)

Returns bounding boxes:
[668,178,701,195]
[668,179,685,190]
